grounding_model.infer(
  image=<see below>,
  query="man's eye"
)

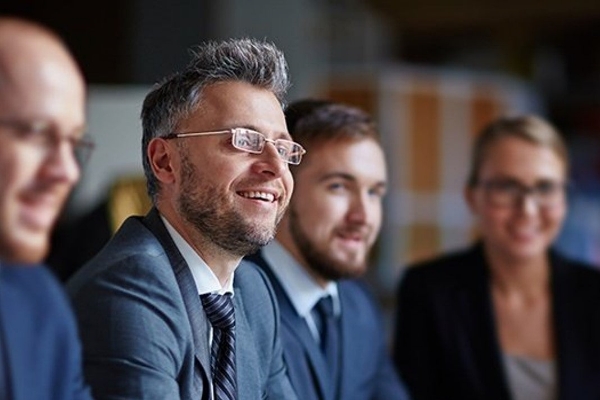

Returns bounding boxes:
[327,182,346,191]
[275,146,288,157]
[15,125,51,143]
[491,181,520,193]
[536,182,559,195]
[234,135,253,148]
[237,138,250,146]
[369,187,386,198]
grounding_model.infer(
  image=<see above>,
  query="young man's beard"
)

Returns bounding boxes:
[288,207,368,282]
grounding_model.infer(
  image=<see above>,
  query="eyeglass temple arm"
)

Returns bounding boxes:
[161,130,232,140]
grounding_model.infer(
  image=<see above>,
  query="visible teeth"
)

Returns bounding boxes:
[241,191,275,202]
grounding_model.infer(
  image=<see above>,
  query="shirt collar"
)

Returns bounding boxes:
[262,240,339,317]
[161,215,234,296]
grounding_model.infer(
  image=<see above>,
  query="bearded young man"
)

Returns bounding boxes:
[246,100,411,400]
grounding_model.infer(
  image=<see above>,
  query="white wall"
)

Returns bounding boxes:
[68,85,149,217]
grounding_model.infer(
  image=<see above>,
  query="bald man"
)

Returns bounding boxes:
[0,17,92,400]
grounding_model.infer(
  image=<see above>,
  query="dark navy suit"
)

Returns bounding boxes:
[247,250,411,400]
[0,264,91,400]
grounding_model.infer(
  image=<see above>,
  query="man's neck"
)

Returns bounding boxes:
[159,207,240,286]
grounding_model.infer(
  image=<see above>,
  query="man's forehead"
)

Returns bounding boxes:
[183,89,287,138]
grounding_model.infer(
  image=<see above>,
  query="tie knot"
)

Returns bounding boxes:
[315,295,335,318]
[201,293,235,330]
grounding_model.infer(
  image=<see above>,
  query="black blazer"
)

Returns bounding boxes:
[393,243,600,400]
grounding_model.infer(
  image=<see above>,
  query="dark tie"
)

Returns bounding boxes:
[201,293,237,400]
[313,295,340,383]
[0,337,7,400]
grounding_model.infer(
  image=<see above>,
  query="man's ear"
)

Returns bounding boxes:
[147,138,177,185]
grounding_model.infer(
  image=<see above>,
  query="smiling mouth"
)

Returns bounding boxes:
[238,191,276,203]
[336,229,370,243]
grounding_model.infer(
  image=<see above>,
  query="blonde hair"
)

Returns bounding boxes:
[466,114,568,187]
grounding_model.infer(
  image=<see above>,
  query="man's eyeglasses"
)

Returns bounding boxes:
[161,127,306,165]
[0,119,95,167]
[476,178,567,208]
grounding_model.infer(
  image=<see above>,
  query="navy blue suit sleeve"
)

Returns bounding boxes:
[1,265,92,400]
[40,268,93,400]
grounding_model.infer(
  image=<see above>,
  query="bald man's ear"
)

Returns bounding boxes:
[147,138,177,185]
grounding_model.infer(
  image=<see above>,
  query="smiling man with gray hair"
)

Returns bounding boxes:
[68,38,301,400]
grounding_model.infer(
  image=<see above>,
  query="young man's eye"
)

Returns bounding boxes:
[327,182,345,191]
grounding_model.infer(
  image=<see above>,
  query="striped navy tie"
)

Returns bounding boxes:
[201,293,237,400]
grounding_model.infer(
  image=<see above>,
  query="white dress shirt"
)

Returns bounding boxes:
[261,240,339,343]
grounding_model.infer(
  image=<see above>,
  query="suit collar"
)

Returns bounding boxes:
[160,215,234,295]
[550,250,591,400]
[229,281,261,400]
[261,241,338,318]
[248,250,334,399]
[142,208,212,385]
[451,243,512,399]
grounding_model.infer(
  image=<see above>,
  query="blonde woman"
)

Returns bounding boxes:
[393,115,600,400]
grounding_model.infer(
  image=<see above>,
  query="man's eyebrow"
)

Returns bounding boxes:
[70,125,88,139]
[237,125,292,140]
[318,172,356,183]
[319,172,388,188]
[372,181,388,192]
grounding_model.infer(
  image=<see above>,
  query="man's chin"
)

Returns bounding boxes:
[4,235,49,264]
[313,257,368,281]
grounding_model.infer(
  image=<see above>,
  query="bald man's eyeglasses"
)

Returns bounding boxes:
[0,119,95,167]
[161,127,306,165]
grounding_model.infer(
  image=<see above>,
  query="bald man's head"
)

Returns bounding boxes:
[0,17,87,264]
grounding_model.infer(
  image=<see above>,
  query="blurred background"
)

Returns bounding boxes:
[3,0,600,298]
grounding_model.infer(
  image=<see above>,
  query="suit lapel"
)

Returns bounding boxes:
[280,296,332,399]
[550,252,600,400]
[552,254,576,400]
[337,287,354,400]
[453,245,511,400]
[0,270,18,400]
[248,252,332,400]
[142,209,212,386]
[231,283,262,400]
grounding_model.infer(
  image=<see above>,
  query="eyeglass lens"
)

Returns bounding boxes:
[231,129,303,165]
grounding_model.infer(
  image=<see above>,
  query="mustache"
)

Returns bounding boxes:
[334,225,373,241]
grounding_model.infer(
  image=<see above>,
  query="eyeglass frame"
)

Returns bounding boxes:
[160,127,306,165]
[0,118,95,167]
[474,178,569,208]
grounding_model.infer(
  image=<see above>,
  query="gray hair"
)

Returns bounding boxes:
[141,38,290,202]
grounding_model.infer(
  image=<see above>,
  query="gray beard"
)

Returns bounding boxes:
[177,153,277,257]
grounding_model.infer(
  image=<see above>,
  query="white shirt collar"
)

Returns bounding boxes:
[261,240,339,317]
[160,215,234,296]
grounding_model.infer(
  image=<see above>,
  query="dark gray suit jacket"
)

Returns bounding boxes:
[67,208,297,400]
[247,251,411,400]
